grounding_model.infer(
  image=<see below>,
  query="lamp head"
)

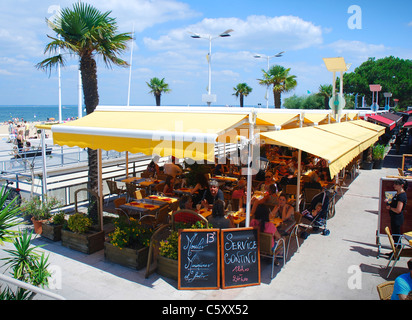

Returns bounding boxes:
[219,29,234,37]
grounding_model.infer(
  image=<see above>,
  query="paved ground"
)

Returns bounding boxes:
[1,138,411,303]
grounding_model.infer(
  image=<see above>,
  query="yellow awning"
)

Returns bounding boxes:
[51,108,249,162]
[351,119,386,134]
[315,122,380,153]
[255,113,301,129]
[260,120,384,178]
[303,113,330,126]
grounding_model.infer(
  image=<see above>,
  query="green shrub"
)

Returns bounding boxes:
[67,213,92,234]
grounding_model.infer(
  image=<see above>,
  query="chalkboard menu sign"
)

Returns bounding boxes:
[178,229,220,290]
[220,228,260,289]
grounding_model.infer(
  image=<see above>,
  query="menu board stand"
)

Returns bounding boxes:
[220,228,260,289]
[178,229,220,290]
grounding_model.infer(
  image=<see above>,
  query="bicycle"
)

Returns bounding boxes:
[1,179,22,208]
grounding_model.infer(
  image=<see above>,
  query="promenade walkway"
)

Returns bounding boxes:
[0,140,410,301]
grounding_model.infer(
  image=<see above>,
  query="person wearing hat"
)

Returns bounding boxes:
[391,259,412,300]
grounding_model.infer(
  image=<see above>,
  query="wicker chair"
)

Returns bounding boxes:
[113,197,129,219]
[171,209,208,230]
[139,214,157,228]
[125,183,137,202]
[106,180,126,204]
[377,281,395,300]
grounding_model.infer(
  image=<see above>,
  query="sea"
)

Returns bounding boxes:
[0,105,83,123]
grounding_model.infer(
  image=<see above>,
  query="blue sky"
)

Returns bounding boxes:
[0,0,411,107]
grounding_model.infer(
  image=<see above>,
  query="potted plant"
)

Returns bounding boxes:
[41,211,65,241]
[372,144,385,169]
[156,221,209,280]
[22,196,61,235]
[157,231,179,280]
[361,147,373,170]
[104,217,154,270]
[61,213,105,254]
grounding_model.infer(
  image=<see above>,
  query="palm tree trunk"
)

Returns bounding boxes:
[274,92,281,109]
[324,97,330,109]
[80,54,99,224]
[155,94,161,106]
[240,94,244,108]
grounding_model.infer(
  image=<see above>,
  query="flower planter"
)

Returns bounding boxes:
[41,222,63,241]
[157,255,178,281]
[31,217,49,235]
[104,242,149,270]
[361,161,373,170]
[61,229,105,254]
[373,159,383,169]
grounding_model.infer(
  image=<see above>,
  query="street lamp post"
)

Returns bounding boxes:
[190,29,233,106]
[254,51,284,108]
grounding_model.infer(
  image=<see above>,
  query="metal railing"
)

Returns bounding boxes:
[1,142,239,206]
[0,273,65,300]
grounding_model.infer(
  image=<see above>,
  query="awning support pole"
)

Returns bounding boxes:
[41,129,47,200]
[98,149,103,231]
[245,110,256,228]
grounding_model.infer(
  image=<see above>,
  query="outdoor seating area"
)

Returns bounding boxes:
[11,106,411,295]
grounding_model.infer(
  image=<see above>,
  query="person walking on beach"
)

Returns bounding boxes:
[24,121,30,139]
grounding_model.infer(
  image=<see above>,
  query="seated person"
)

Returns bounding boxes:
[251,184,279,217]
[163,156,182,178]
[23,141,31,152]
[147,155,160,176]
[274,162,288,179]
[302,202,323,220]
[178,194,193,210]
[259,171,276,192]
[303,172,322,191]
[201,180,224,209]
[301,191,329,228]
[250,204,281,247]
[190,173,209,205]
[278,167,297,193]
[232,179,246,210]
[270,194,294,222]
[163,175,175,196]
[207,199,234,229]
[391,259,412,300]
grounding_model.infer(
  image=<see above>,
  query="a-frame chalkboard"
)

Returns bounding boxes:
[220,228,260,289]
[178,229,220,290]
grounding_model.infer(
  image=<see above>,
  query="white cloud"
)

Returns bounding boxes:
[90,0,200,32]
[328,40,386,55]
[143,15,323,52]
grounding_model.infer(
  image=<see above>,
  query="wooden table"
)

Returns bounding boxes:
[135,178,164,195]
[212,175,238,183]
[145,195,179,211]
[120,199,166,218]
[121,177,145,184]
[173,188,193,195]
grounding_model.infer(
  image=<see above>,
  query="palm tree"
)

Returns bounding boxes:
[317,84,333,109]
[233,83,253,108]
[36,3,132,223]
[146,77,171,106]
[258,65,297,108]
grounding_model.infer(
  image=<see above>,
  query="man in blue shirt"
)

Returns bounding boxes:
[391,259,412,300]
